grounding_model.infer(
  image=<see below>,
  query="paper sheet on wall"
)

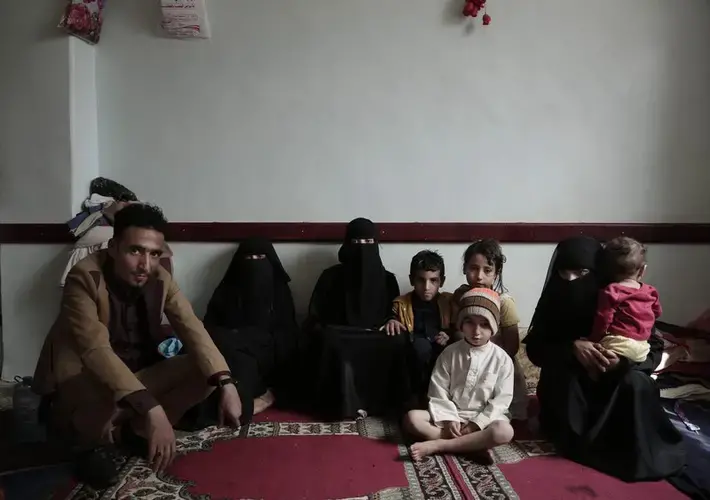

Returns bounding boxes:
[161,0,211,39]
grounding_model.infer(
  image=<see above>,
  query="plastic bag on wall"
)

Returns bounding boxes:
[161,0,211,39]
[58,0,106,45]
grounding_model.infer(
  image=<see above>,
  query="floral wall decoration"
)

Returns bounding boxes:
[462,0,492,26]
[59,0,106,45]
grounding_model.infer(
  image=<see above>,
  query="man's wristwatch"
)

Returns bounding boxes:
[216,376,237,389]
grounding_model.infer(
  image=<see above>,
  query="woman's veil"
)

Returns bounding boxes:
[526,236,602,338]
[526,246,561,337]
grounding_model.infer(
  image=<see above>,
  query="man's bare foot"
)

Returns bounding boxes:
[410,441,440,461]
[254,389,276,415]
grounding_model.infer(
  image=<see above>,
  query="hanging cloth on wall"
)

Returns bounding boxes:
[160,0,212,39]
[58,0,107,45]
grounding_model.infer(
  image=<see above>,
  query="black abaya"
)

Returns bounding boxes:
[523,236,685,482]
[197,239,298,424]
[315,326,412,419]
[307,264,400,330]
[303,219,410,419]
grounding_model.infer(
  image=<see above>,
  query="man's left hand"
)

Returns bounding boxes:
[218,382,242,427]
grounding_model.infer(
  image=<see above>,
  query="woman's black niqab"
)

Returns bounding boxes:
[205,238,289,330]
[223,237,290,284]
[527,236,602,345]
[337,218,388,328]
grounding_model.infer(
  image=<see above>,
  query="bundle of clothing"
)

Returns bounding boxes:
[60,177,175,286]
[653,318,710,500]
[654,320,710,402]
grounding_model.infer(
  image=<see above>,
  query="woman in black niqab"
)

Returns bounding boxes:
[308,218,399,329]
[196,238,297,424]
[526,236,601,364]
[205,237,292,330]
[302,218,409,419]
[338,218,391,328]
[524,236,685,482]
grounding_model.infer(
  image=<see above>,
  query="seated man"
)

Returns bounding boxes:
[304,218,411,418]
[32,204,242,489]
[384,250,452,397]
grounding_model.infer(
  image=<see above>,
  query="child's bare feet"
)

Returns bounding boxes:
[410,441,440,461]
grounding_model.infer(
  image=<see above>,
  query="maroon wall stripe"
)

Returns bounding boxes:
[1,222,709,244]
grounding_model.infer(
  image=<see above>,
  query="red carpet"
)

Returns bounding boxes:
[171,433,407,499]
[499,456,684,500]
[59,408,690,499]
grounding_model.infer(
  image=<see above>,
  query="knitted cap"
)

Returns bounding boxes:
[457,288,501,334]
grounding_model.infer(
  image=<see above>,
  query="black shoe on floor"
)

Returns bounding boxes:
[74,447,120,490]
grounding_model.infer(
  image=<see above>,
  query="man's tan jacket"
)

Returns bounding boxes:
[33,250,229,402]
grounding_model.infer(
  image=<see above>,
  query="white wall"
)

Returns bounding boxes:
[97,0,710,223]
[0,0,97,378]
[2,0,710,377]
[0,245,67,378]
[0,0,76,378]
[69,37,100,211]
[0,0,72,223]
[95,0,710,326]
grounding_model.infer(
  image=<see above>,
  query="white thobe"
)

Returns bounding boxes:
[428,340,514,430]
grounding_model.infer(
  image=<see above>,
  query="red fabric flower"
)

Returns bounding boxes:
[463,0,492,24]
[67,4,91,32]
[59,0,105,44]
[463,2,479,17]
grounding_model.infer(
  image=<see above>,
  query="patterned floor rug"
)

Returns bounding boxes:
[56,409,685,500]
[52,340,683,500]
[58,411,555,500]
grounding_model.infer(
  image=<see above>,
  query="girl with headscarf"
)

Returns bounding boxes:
[303,218,411,419]
[523,236,685,482]
[199,238,298,423]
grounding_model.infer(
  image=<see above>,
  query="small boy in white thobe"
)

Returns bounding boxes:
[403,287,514,462]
